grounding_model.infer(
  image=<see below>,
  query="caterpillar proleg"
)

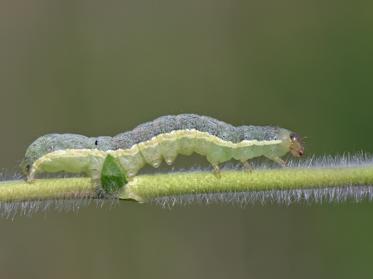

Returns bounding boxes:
[21,114,304,193]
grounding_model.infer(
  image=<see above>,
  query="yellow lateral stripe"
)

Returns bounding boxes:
[31,129,282,172]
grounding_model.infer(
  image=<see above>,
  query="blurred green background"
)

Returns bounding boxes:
[0,0,373,278]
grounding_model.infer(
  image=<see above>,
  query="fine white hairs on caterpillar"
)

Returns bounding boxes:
[21,114,304,191]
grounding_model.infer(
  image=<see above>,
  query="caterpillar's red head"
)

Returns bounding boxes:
[289,132,304,157]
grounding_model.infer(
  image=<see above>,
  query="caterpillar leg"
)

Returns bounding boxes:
[241,160,253,172]
[26,172,35,183]
[26,163,45,182]
[268,156,287,167]
[164,155,177,166]
[212,164,221,178]
[150,159,162,168]
[206,155,222,178]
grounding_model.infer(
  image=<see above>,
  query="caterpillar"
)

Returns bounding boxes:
[20,114,304,193]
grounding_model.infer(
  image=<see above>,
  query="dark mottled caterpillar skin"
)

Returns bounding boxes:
[21,134,113,173]
[21,114,304,177]
[112,114,282,148]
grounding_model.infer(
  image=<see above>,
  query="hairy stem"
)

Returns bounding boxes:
[1,163,373,203]
[120,165,373,202]
[0,178,94,202]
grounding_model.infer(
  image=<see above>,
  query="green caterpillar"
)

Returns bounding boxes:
[21,114,304,194]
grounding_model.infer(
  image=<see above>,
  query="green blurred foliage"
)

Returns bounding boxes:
[0,0,373,278]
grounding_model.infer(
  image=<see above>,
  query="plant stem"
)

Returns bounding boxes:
[121,164,373,201]
[0,178,94,202]
[1,164,373,203]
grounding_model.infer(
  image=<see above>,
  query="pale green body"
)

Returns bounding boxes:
[28,129,292,181]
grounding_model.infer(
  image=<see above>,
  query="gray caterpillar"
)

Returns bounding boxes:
[21,114,304,181]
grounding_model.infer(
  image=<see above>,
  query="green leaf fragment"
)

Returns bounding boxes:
[101,155,127,193]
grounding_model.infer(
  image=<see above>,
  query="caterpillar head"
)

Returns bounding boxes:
[289,132,304,157]
[20,134,113,175]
